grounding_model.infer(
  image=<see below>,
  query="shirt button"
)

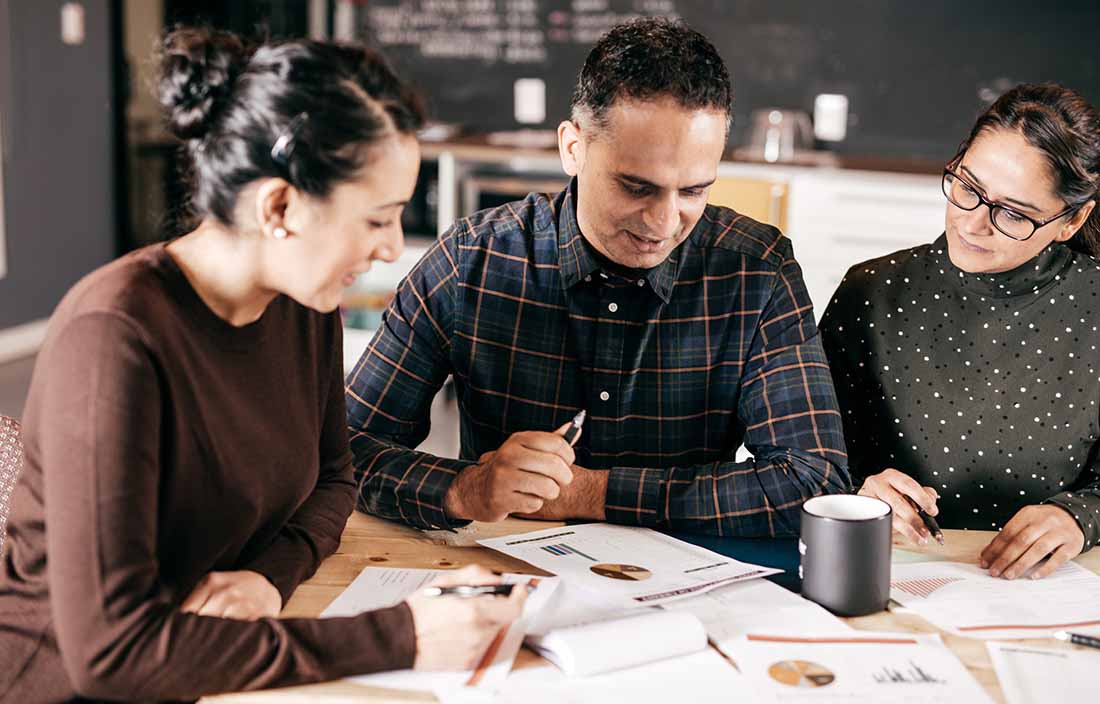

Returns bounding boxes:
[608,302,618,313]
[584,275,592,282]
[637,279,645,287]
[599,391,610,401]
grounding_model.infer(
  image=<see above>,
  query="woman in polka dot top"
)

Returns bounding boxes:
[820,83,1100,580]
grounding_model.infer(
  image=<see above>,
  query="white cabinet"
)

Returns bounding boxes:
[342,240,432,375]
[785,169,945,320]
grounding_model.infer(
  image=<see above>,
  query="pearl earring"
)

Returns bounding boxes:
[273,226,288,240]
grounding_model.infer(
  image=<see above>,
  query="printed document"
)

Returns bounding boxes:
[517,578,706,676]
[727,632,992,703]
[890,560,1100,639]
[477,523,779,609]
[320,567,557,691]
[987,642,1098,703]
[434,647,744,704]
[661,577,851,651]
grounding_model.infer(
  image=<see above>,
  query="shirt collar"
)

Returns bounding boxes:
[933,232,1075,299]
[555,178,682,303]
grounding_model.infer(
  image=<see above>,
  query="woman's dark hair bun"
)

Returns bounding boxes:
[158,27,250,140]
[154,26,424,226]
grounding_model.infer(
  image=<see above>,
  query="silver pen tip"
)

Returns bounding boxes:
[572,409,586,426]
[1053,630,1069,642]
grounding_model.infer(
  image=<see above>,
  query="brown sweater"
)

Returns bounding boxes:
[0,244,415,702]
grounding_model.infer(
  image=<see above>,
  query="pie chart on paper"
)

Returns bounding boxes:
[767,660,836,687]
[589,563,653,581]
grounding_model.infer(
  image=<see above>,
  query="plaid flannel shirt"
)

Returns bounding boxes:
[346,181,849,536]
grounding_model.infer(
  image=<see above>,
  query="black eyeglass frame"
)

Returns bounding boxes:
[941,167,1078,241]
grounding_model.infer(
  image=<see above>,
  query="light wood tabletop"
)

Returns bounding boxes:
[205,512,1100,704]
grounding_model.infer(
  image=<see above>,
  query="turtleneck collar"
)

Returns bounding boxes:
[930,232,1075,299]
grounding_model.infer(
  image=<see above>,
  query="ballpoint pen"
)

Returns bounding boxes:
[561,409,586,446]
[1054,630,1100,650]
[905,495,945,545]
[422,583,531,598]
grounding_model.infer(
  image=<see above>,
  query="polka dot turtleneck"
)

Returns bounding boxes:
[820,233,1100,550]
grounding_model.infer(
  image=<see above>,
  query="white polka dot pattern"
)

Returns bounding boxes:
[0,416,23,553]
[820,234,1100,548]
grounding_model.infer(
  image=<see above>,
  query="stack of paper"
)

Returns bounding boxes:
[890,560,1100,639]
[476,523,793,677]
[318,525,852,697]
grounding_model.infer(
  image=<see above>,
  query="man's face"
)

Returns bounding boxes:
[558,96,728,270]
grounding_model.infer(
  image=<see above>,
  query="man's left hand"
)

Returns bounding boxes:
[513,464,608,521]
[979,504,1085,580]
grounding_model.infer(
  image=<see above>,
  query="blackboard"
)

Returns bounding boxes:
[352,0,1100,161]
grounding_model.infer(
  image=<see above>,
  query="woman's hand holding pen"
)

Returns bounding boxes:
[407,565,527,671]
[858,468,941,545]
[443,429,575,522]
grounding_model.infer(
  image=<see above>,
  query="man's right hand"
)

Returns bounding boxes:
[858,468,940,544]
[443,431,575,522]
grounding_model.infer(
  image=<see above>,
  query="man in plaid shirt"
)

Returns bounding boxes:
[346,18,850,536]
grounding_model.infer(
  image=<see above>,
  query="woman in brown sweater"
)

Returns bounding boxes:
[0,28,524,702]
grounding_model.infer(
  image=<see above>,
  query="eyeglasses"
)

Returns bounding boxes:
[942,167,1077,241]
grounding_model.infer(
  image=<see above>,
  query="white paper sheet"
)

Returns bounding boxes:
[661,577,851,650]
[522,578,639,637]
[530,608,707,676]
[727,632,992,704]
[986,642,1099,703]
[890,560,1100,639]
[320,567,557,691]
[434,647,744,704]
[477,523,780,609]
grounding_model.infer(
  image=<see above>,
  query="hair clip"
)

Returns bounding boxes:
[270,112,309,173]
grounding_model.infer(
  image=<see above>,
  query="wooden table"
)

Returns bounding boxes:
[206,512,1100,703]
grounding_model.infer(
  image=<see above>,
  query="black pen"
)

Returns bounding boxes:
[421,583,530,598]
[1054,630,1100,650]
[904,495,944,545]
[561,409,586,447]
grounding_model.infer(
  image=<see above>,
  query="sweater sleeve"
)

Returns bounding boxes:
[241,313,358,603]
[346,228,475,529]
[1044,463,1100,551]
[39,313,415,701]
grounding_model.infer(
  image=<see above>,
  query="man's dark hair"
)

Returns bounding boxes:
[570,17,732,133]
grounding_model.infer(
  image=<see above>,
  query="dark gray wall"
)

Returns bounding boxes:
[359,0,1100,161]
[0,0,116,329]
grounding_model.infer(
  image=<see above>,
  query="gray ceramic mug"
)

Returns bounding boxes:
[799,495,892,616]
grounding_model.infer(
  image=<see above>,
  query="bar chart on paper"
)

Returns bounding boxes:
[890,560,1100,639]
[540,543,597,560]
[892,576,965,599]
[872,660,945,684]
